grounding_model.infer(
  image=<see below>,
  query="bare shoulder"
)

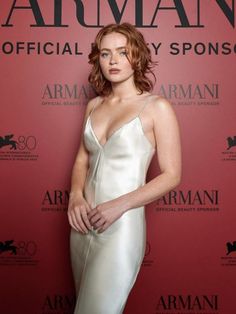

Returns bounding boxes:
[149,94,173,111]
[85,95,103,115]
[147,94,177,121]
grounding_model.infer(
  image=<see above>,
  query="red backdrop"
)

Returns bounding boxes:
[1,1,236,314]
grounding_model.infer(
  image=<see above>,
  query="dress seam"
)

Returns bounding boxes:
[74,232,93,313]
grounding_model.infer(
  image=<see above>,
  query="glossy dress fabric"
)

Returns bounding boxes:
[70,100,155,314]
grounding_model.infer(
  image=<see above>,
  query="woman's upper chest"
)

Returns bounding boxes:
[88,97,155,148]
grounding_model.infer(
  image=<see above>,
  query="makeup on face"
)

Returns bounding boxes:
[109,68,121,74]
[99,32,134,82]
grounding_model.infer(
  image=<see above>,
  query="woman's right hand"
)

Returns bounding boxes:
[67,192,93,234]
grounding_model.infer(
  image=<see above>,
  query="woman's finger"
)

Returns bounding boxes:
[93,217,106,229]
[73,206,89,233]
[68,210,84,234]
[87,208,98,219]
[97,221,109,233]
[89,212,102,225]
[80,206,93,230]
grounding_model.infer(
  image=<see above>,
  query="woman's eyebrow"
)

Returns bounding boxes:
[100,46,127,51]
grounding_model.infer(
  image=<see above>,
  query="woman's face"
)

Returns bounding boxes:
[99,32,134,84]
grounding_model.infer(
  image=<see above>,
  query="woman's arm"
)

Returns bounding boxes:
[68,97,99,234]
[69,135,89,198]
[88,96,182,232]
[119,96,182,209]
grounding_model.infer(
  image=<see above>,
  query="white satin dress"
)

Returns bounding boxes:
[70,99,155,314]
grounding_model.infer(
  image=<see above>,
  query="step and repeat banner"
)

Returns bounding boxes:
[0,1,235,314]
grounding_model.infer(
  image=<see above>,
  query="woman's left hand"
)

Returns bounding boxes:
[87,199,126,233]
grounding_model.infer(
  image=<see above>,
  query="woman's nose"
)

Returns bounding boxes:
[109,54,118,64]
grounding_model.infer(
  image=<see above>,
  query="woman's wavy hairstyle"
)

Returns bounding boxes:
[88,22,158,96]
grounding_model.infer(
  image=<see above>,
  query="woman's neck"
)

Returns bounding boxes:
[110,76,140,102]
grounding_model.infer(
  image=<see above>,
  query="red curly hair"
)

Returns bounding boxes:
[88,22,158,96]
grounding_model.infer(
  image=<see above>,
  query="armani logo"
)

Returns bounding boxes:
[1,0,235,29]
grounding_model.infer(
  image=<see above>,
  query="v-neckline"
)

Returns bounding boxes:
[87,115,140,148]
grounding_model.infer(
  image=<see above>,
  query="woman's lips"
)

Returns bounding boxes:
[109,69,121,74]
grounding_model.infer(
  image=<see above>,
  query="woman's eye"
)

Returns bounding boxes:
[120,51,127,56]
[101,52,109,57]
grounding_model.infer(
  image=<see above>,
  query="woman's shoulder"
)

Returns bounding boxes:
[144,93,176,122]
[147,93,171,106]
[147,93,173,111]
[86,95,103,114]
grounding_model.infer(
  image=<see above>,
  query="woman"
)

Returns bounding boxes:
[68,22,181,314]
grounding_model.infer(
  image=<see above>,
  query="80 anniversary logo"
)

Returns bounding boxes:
[0,134,37,150]
[0,239,39,266]
[0,134,39,161]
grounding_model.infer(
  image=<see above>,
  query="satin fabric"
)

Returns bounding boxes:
[70,101,155,314]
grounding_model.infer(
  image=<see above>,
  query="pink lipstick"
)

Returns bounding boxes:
[109,68,121,74]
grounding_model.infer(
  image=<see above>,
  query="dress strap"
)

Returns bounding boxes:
[137,100,149,117]
[89,97,101,118]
